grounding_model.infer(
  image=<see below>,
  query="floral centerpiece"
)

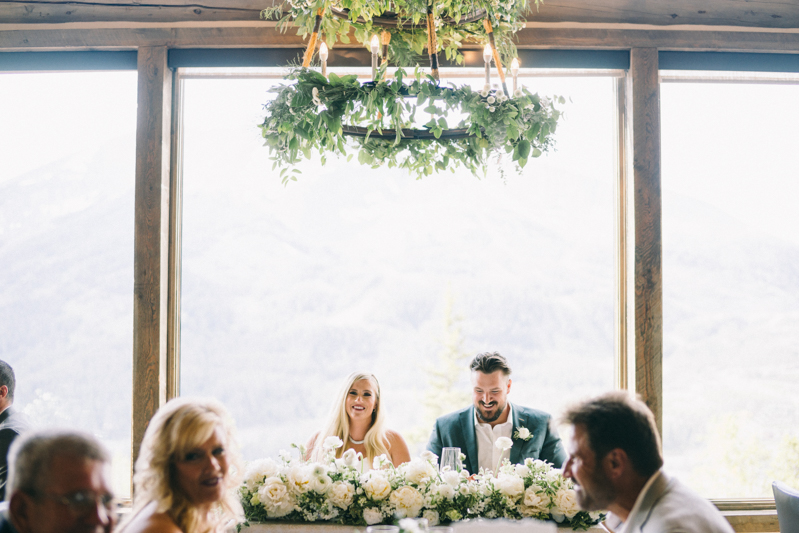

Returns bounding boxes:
[260,67,562,182]
[239,437,603,530]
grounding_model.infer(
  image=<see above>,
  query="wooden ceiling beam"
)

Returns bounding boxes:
[3,25,799,53]
[2,0,799,28]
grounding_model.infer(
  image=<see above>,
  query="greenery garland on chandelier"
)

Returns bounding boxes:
[260,0,564,180]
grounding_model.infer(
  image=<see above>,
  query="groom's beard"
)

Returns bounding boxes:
[476,401,506,423]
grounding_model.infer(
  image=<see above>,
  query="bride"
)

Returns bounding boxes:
[306,371,410,467]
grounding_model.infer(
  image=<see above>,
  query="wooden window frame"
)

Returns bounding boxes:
[4,24,796,526]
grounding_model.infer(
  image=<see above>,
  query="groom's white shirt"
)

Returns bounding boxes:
[475,404,513,472]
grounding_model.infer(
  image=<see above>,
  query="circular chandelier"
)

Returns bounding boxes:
[260,0,563,180]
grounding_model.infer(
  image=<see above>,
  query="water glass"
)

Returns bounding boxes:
[440,446,461,472]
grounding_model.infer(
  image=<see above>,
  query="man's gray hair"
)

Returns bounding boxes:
[7,429,110,497]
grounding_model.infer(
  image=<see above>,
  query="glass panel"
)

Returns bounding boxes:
[662,80,799,498]
[179,71,617,463]
[0,71,137,498]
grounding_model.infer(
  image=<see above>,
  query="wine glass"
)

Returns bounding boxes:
[440,447,461,472]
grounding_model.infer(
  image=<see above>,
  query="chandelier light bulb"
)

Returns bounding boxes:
[319,42,329,62]
[483,43,492,63]
[371,35,380,54]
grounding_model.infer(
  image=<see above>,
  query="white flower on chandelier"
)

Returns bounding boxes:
[487,95,496,104]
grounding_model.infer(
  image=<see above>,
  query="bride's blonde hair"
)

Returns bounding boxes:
[129,397,243,533]
[310,372,390,464]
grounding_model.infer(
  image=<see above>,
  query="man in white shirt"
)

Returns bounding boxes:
[561,392,734,533]
[427,352,566,475]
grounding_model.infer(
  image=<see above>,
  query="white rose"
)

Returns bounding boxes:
[311,474,332,494]
[389,486,425,518]
[287,465,313,494]
[553,488,580,519]
[442,470,460,488]
[312,464,326,477]
[363,507,384,525]
[495,473,524,499]
[517,427,531,440]
[514,464,528,478]
[258,477,295,518]
[404,458,437,485]
[423,509,440,526]
[546,468,563,482]
[362,472,392,500]
[328,481,355,509]
[495,437,513,451]
[323,436,344,450]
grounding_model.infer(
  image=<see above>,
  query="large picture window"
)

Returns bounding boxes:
[178,69,620,462]
[661,75,799,498]
[0,71,137,498]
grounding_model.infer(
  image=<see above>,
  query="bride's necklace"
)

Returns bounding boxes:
[349,436,365,445]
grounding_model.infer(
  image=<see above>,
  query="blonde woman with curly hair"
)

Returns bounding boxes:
[119,397,243,533]
[306,371,410,467]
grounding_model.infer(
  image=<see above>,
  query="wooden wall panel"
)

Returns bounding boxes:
[132,45,172,466]
[628,47,662,434]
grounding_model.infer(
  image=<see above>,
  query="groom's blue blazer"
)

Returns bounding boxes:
[426,403,567,474]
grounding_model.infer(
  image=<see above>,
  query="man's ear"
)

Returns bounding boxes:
[602,448,629,480]
[506,378,512,394]
[0,385,8,400]
[9,492,34,533]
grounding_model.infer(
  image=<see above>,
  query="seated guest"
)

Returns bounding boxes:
[306,372,410,467]
[0,360,31,501]
[427,352,566,474]
[3,429,116,533]
[562,392,734,533]
[119,398,243,533]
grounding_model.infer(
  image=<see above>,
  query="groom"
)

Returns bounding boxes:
[427,352,567,474]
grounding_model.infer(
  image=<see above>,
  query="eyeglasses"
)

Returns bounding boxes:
[41,490,117,517]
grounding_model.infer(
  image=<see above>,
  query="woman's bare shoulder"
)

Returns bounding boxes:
[120,508,183,533]
[385,429,411,465]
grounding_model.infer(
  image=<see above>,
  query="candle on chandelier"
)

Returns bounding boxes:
[371,34,380,81]
[319,41,329,78]
[483,44,492,87]
[511,57,520,94]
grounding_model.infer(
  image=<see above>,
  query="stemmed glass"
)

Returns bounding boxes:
[440,447,461,472]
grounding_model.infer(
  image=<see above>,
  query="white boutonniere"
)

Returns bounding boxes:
[514,427,533,441]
